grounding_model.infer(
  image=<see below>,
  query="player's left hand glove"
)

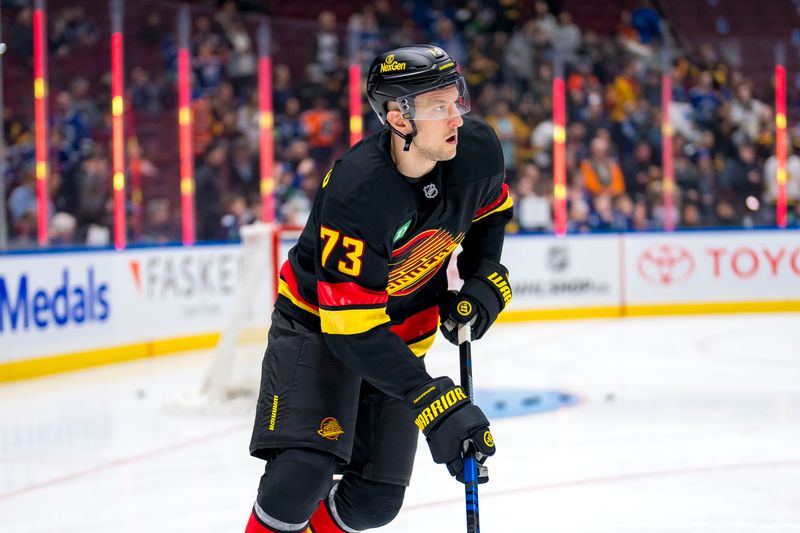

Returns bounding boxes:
[405,377,496,484]
[439,260,511,344]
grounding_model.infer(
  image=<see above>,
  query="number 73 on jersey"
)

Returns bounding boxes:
[320,226,365,277]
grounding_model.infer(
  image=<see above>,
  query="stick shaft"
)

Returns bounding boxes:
[459,331,480,533]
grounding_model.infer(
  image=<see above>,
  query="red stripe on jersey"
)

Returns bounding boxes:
[317,281,388,308]
[280,261,319,312]
[474,183,509,219]
[390,306,439,343]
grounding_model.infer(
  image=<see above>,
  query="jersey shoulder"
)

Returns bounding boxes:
[317,136,408,238]
[449,116,505,185]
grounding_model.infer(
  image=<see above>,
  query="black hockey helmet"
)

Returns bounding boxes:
[366,45,470,149]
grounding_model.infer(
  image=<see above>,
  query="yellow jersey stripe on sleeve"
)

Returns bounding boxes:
[320,307,391,335]
[472,195,513,223]
[407,330,437,357]
[278,279,320,316]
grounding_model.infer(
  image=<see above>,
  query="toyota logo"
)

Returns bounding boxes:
[637,244,695,285]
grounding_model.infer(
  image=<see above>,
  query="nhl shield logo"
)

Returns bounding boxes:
[423,183,438,199]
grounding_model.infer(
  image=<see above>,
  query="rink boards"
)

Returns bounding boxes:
[1,229,799,381]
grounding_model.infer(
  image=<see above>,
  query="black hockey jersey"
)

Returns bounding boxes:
[275,117,513,399]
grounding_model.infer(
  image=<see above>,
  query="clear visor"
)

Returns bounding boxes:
[395,76,471,121]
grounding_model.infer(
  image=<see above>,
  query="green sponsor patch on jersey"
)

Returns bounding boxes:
[393,220,412,243]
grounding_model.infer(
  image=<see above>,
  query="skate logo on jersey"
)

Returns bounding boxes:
[423,183,438,199]
[388,229,464,296]
[317,417,344,440]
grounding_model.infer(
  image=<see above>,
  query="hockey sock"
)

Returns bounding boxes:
[308,494,355,533]
[246,508,309,533]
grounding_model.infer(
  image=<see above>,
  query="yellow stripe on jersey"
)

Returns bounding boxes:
[407,330,437,357]
[320,307,391,335]
[278,279,320,316]
[472,195,513,223]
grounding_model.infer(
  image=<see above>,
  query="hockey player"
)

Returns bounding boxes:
[246,45,513,533]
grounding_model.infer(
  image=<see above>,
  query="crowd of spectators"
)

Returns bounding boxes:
[3,0,800,248]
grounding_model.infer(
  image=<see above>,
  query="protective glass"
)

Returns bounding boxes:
[395,76,471,121]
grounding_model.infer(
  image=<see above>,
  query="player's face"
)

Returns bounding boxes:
[411,85,465,162]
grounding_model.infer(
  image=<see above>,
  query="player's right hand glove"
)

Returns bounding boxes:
[405,376,495,483]
[439,260,512,345]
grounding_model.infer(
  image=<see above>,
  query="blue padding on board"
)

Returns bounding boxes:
[474,389,578,419]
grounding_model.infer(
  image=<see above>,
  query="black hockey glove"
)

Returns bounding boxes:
[439,260,512,345]
[405,376,495,484]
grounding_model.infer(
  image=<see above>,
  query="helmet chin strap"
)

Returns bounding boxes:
[389,120,418,151]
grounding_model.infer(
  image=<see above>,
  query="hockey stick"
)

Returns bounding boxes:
[457,323,481,533]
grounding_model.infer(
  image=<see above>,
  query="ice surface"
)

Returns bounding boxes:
[1,314,799,532]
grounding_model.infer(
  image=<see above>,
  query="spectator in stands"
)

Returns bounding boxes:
[348,6,386,70]
[486,99,529,176]
[49,212,78,245]
[194,38,226,95]
[222,17,258,96]
[11,7,34,70]
[129,67,163,114]
[71,77,103,130]
[75,147,111,231]
[729,82,768,146]
[195,142,228,241]
[272,63,293,115]
[533,1,558,40]
[551,12,582,66]
[229,136,259,198]
[763,146,800,216]
[606,60,640,134]
[680,202,702,228]
[7,163,40,236]
[220,193,255,241]
[689,71,721,131]
[631,0,661,44]
[275,97,307,151]
[616,10,653,59]
[613,194,635,230]
[514,162,552,231]
[580,136,626,197]
[142,198,177,243]
[280,157,317,227]
[236,89,261,152]
[715,198,740,227]
[309,11,341,77]
[138,12,164,47]
[504,20,538,94]
[53,91,91,157]
[622,140,657,199]
[721,143,763,205]
[192,95,215,156]
[587,193,616,231]
[212,81,239,138]
[632,198,652,229]
[567,196,592,233]
[300,95,342,169]
[432,17,467,66]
